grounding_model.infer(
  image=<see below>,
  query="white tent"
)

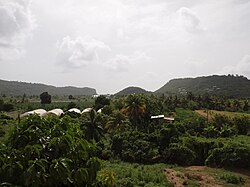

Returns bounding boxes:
[20,109,47,118]
[68,108,81,114]
[82,108,92,113]
[43,109,64,116]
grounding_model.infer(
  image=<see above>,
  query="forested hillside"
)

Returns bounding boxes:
[0,79,97,96]
[155,75,250,98]
[115,86,150,96]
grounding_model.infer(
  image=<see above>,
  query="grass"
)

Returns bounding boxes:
[175,108,200,121]
[100,160,173,187]
[195,109,250,120]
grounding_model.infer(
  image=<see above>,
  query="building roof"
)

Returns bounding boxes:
[151,115,165,119]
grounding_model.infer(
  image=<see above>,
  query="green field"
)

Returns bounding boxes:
[195,110,250,120]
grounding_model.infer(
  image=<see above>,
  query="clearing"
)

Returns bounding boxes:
[195,110,250,120]
[165,166,250,187]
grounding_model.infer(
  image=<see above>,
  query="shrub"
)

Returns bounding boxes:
[205,138,250,168]
[0,113,13,120]
[220,172,245,185]
[0,115,101,186]
[162,143,196,165]
[233,116,250,135]
[111,131,159,163]
[0,126,5,137]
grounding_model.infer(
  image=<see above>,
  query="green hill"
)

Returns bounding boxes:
[155,75,250,98]
[115,86,150,96]
[0,79,97,96]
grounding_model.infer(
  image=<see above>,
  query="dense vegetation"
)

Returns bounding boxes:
[0,115,102,186]
[0,79,96,96]
[156,74,250,98]
[0,92,250,186]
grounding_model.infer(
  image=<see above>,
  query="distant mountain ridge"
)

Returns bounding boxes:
[2,75,250,97]
[0,79,97,96]
[115,86,150,96]
[155,75,250,98]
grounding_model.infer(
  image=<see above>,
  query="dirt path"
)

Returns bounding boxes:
[186,166,223,187]
[165,166,224,187]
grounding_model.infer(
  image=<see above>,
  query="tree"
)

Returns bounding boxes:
[122,94,146,128]
[94,95,110,110]
[243,100,249,111]
[0,99,4,111]
[40,92,51,104]
[85,109,104,142]
[21,93,27,103]
[68,95,74,100]
[105,110,130,135]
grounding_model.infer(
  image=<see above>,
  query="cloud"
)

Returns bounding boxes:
[178,7,205,33]
[104,51,150,72]
[56,36,111,69]
[221,55,250,76]
[0,0,34,60]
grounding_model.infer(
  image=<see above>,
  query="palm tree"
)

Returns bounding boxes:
[105,110,130,135]
[85,109,104,142]
[122,94,146,128]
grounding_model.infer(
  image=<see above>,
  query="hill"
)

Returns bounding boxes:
[0,79,97,96]
[155,75,250,98]
[115,86,150,96]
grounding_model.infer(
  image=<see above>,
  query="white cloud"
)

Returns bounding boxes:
[1,0,250,94]
[178,7,205,33]
[56,36,111,69]
[0,0,34,60]
[221,55,250,76]
[104,51,150,72]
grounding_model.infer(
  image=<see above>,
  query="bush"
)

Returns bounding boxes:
[0,115,101,186]
[205,138,250,168]
[162,143,196,165]
[0,113,13,120]
[111,130,159,163]
[233,116,250,135]
[220,172,245,185]
[181,136,217,165]
[0,126,5,137]
[1,103,14,112]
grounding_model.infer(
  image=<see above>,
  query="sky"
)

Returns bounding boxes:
[0,0,250,94]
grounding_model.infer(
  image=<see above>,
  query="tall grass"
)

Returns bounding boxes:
[100,160,173,187]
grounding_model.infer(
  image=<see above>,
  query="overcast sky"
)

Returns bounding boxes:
[1,0,250,94]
